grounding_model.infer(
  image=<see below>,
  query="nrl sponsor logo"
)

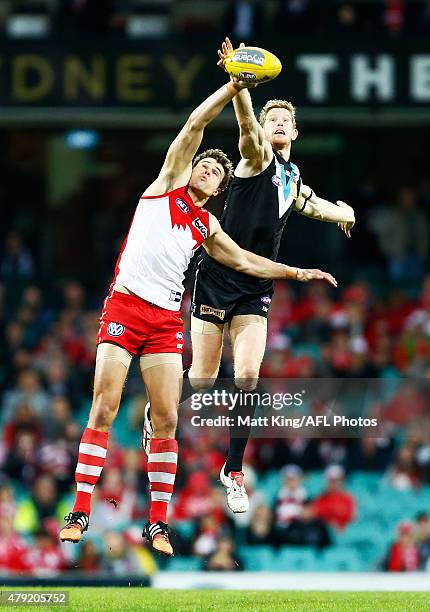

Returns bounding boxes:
[176,197,190,213]
[233,50,265,66]
[192,217,208,239]
[200,304,225,320]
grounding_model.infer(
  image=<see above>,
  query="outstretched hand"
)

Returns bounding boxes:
[296,268,338,288]
[336,201,355,238]
[217,36,236,71]
[218,36,257,90]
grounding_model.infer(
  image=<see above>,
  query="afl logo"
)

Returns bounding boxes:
[176,198,190,214]
[261,295,272,305]
[107,322,125,337]
[272,175,282,188]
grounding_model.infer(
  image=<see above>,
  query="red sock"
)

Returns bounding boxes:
[148,438,178,524]
[73,427,109,516]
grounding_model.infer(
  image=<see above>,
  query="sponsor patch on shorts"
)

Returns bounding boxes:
[107,322,125,337]
[176,331,183,340]
[177,343,183,349]
[200,304,225,320]
[261,295,272,305]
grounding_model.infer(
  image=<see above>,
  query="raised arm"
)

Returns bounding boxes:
[218,38,271,169]
[143,80,244,197]
[204,215,337,286]
[296,184,356,238]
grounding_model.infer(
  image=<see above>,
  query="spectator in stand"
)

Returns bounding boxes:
[0,485,16,522]
[42,396,72,440]
[3,402,42,448]
[91,467,138,531]
[22,531,67,576]
[245,504,276,546]
[223,0,263,39]
[386,520,420,572]
[312,465,356,531]
[3,368,50,422]
[205,536,242,571]
[415,512,430,570]
[14,475,62,534]
[385,444,421,490]
[193,515,224,558]
[0,514,28,574]
[0,232,34,279]
[280,500,332,550]
[275,464,308,527]
[2,430,38,487]
[368,187,429,280]
[102,531,144,576]
[75,539,102,573]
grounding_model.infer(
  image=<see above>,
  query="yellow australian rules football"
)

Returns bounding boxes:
[224,46,282,84]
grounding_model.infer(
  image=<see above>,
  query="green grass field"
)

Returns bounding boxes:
[1,588,429,611]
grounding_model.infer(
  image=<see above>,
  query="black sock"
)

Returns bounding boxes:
[180,368,195,404]
[224,383,258,475]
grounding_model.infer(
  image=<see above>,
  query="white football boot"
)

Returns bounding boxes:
[220,463,249,513]
[142,402,153,457]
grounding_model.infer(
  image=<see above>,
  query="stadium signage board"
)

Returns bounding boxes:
[0,39,428,116]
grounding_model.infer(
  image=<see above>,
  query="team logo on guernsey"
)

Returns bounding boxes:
[261,295,272,305]
[176,198,190,214]
[272,175,282,188]
[107,322,125,337]
[192,218,208,240]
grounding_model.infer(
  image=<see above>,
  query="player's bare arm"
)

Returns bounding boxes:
[218,37,272,176]
[204,214,337,287]
[296,184,356,238]
[143,80,247,198]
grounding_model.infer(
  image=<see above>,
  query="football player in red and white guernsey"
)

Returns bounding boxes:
[59,75,337,556]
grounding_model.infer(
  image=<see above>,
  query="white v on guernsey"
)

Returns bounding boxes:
[114,186,211,311]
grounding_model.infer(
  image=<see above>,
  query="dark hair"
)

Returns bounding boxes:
[192,148,234,193]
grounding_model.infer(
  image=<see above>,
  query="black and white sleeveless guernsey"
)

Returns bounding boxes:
[191,149,302,324]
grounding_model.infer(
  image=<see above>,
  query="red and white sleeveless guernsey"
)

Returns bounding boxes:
[114,186,211,311]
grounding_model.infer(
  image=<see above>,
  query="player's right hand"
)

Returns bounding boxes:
[217,37,236,72]
[218,38,258,89]
[296,268,338,288]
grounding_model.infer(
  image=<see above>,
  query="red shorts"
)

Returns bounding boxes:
[97,290,184,356]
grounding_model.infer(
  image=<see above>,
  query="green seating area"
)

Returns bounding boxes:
[163,470,430,572]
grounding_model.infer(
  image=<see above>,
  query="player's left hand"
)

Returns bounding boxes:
[336,201,355,238]
[297,268,338,288]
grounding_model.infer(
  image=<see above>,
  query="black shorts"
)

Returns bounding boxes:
[191,256,274,324]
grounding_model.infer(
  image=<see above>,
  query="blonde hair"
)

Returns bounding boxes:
[259,99,297,128]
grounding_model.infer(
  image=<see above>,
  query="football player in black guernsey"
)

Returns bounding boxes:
[144,38,355,515]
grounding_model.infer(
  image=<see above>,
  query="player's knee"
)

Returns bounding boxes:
[89,391,118,430]
[151,408,178,438]
[189,367,218,391]
[234,368,259,392]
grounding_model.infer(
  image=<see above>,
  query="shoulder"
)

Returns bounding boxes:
[235,150,275,180]
[207,212,221,237]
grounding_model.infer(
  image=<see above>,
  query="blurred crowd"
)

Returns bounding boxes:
[1,257,430,574]
[0,1,429,39]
